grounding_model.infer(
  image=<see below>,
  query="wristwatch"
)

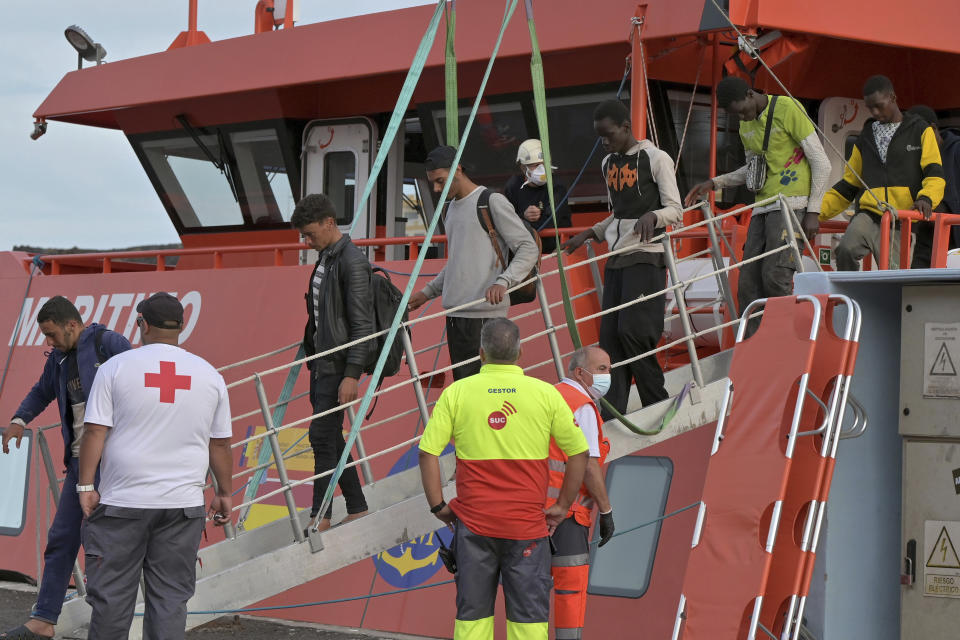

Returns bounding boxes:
[430,500,447,514]
[76,484,96,493]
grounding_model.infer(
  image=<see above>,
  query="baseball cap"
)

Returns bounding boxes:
[137,292,184,329]
[517,139,544,165]
[424,145,458,171]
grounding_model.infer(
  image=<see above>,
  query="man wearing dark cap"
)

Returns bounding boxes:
[2,296,130,640]
[408,146,539,379]
[77,292,233,640]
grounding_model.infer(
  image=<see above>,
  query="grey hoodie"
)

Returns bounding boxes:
[423,186,539,317]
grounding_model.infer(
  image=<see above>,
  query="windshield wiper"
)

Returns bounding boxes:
[174,114,239,203]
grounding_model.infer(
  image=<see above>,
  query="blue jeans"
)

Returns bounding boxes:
[32,459,95,624]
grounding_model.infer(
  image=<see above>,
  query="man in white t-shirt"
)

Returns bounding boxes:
[77,292,233,640]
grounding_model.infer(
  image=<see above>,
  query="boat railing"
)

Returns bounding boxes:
[221,195,793,541]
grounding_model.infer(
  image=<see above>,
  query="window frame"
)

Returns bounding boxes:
[586,454,674,599]
[128,118,305,235]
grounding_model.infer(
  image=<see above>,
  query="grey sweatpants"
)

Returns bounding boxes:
[738,210,803,335]
[81,504,205,640]
[836,211,901,271]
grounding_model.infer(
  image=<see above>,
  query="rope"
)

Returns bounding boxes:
[674,46,705,173]
[706,0,891,214]
[313,0,522,530]
[0,256,44,401]
[158,499,702,617]
[238,344,306,526]
[534,63,632,232]
[348,0,447,236]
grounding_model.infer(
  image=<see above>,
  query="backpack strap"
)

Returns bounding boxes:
[94,326,108,366]
[761,96,779,153]
[475,188,508,270]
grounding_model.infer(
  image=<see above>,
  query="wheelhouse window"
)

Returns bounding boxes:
[140,135,243,228]
[229,129,297,225]
[130,120,303,233]
[588,456,673,598]
[420,86,618,202]
[323,150,358,226]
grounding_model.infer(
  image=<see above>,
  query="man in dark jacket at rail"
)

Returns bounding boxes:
[293,193,371,532]
[906,105,960,267]
[2,296,130,639]
[820,75,945,270]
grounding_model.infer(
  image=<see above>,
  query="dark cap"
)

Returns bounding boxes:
[424,145,458,172]
[137,292,184,329]
[908,105,939,129]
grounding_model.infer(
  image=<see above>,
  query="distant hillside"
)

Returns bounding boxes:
[14,244,183,266]
[13,244,182,255]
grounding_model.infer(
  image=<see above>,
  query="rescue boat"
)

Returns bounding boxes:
[2,1,960,638]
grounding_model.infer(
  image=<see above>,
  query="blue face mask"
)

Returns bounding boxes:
[588,372,611,399]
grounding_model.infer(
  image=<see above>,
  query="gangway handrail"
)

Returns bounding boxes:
[225,196,776,389]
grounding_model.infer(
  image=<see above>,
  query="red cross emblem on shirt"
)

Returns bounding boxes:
[144,361,192,403]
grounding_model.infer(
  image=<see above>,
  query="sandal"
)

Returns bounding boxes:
[0,625,53,639]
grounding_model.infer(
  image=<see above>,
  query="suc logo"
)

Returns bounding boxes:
[487,401,517,430]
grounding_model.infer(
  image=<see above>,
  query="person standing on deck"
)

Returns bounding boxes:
[548,346,616,640]
[408,146,539,381]
[1,296,130,640]
[685,76,830,333]
[562,100,683,417]
[905,105,960,267]
[293,193,371,531]
[419,318,589,640]
[503,138,572,254]
[820,75,945,270]
[76,292,233,640]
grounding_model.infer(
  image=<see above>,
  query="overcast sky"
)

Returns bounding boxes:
[0,1,433,250]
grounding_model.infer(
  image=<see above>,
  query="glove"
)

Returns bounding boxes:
[598,511,615,547]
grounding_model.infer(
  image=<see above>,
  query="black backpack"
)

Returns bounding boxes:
[474,188,542,305]
[363,267,409,379]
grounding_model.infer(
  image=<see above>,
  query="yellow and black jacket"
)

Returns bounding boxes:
[820,113,945,221]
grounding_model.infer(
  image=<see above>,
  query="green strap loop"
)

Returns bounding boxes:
[523,1,666,436]
[444,1,459,146]
[240,345,306,522]
[317,0,522,523]
[348,0,446,236]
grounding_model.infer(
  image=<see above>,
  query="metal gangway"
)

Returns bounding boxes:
[36,196,821,638]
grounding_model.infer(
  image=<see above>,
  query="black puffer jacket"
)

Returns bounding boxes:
[302,235,373,379]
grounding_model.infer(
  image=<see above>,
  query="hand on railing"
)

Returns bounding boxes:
[2,421,25,453]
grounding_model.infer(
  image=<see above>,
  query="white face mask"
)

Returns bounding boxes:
[525,164,547,186]
[584,371,611,399]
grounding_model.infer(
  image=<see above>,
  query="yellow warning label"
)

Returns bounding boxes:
[926,526,960,569]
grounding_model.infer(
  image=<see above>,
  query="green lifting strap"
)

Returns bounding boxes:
[316,0,521,524]
[444,0,459,146]
[348,0,446,236]
[240,345,306,521]
[523,0,664,436]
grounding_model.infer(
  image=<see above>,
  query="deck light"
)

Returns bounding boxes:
[64,25,106,69]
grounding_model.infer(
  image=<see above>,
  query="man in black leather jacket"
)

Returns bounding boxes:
[292,194,371,531]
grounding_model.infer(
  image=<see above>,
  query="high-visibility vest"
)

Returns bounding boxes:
[546,381,610,527]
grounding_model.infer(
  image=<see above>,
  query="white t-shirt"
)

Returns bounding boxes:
[559,378,601,457]
[85,343,233,508]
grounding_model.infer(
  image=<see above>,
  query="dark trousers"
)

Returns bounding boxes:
[599,262,668,417]
[32,458,97,624]
[309,370,368,519]
[82,505,205,640]
[738,211,802,334]
[912,220,934,269]
[445,316,488,381]
[451,520,551,639]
